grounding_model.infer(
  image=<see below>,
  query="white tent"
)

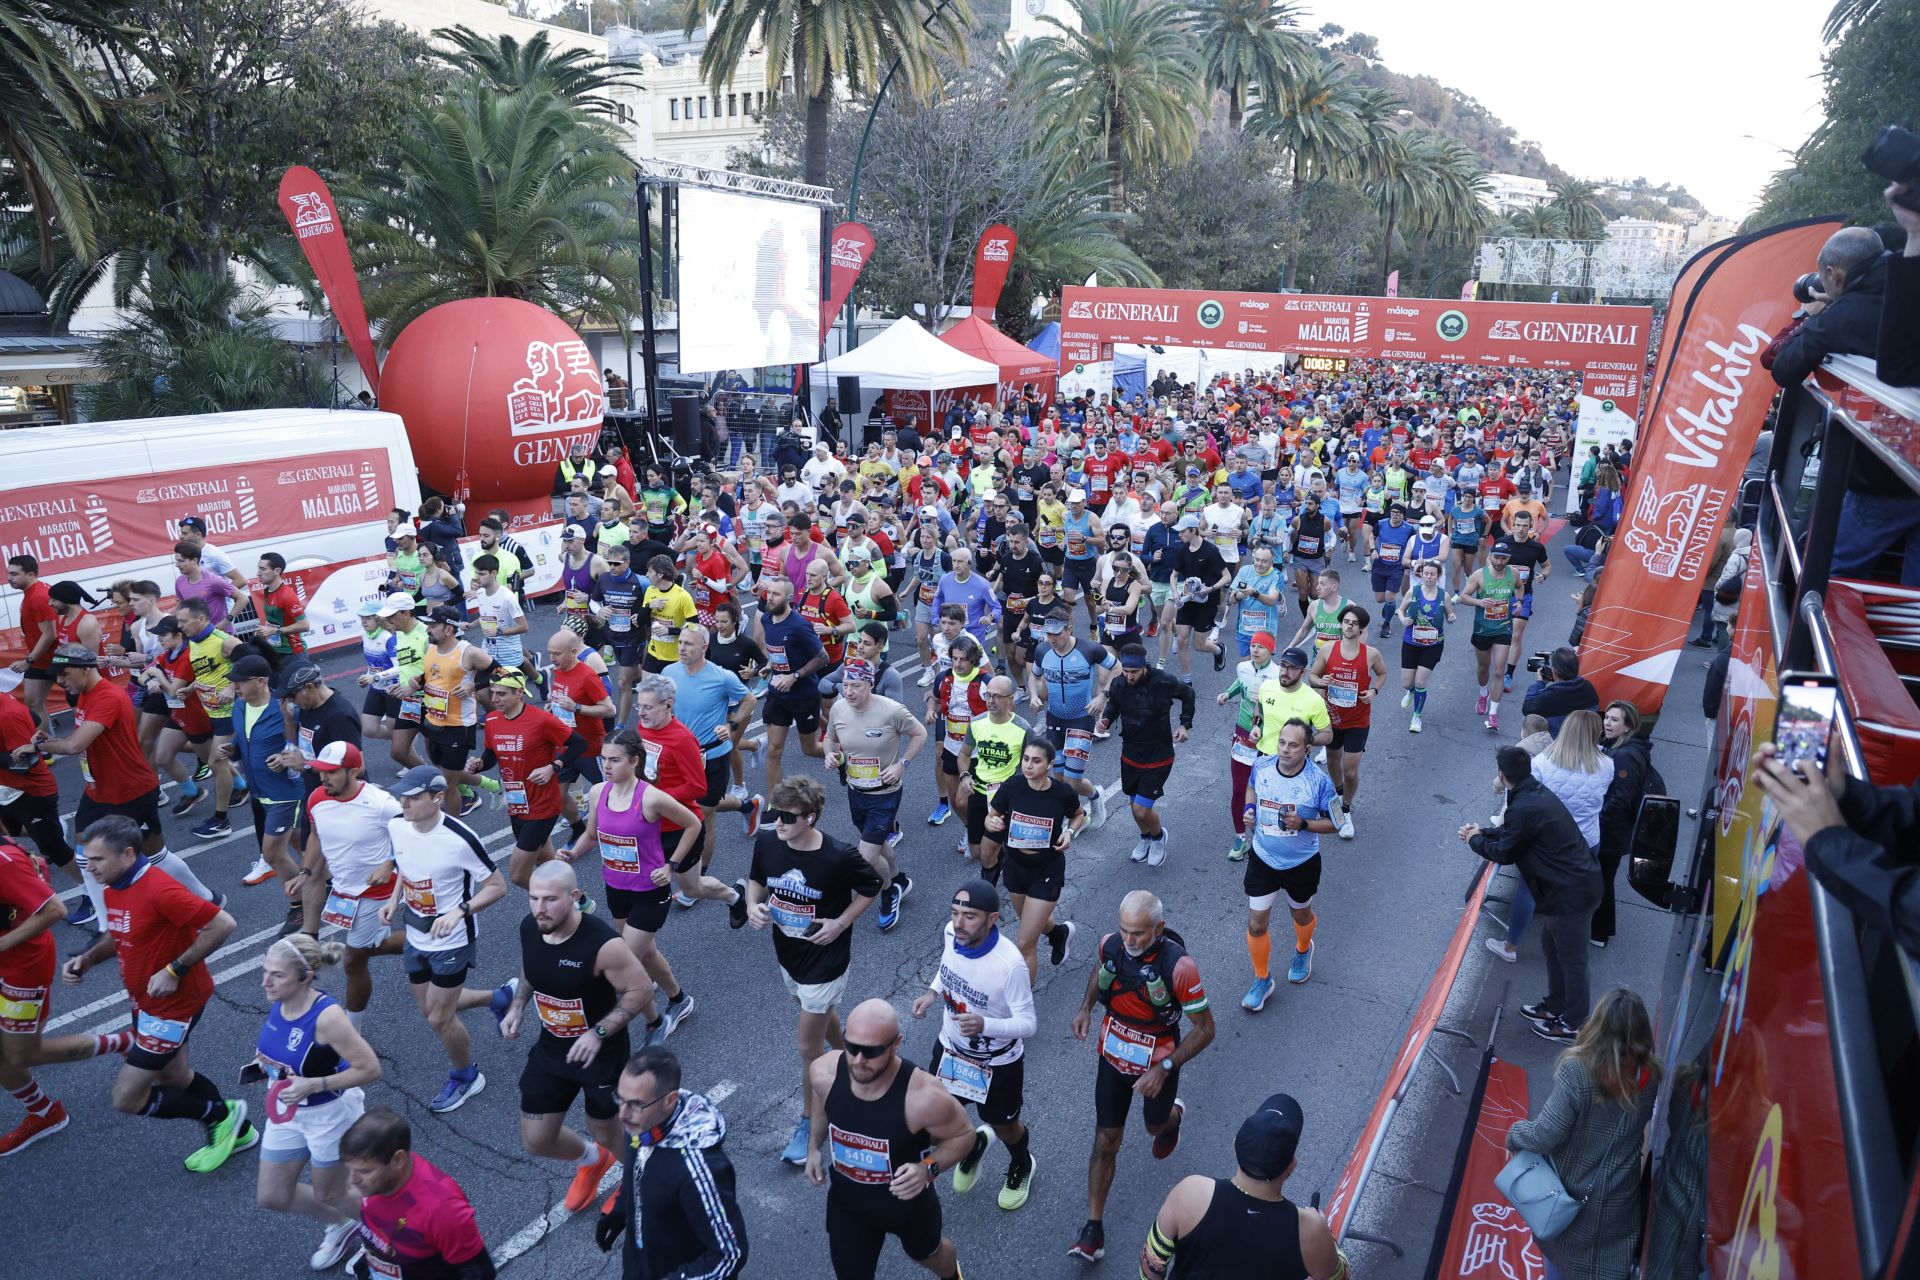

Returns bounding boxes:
[814,316,1000,393]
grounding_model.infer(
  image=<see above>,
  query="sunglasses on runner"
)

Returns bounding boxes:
[767,808,810,825]
[842,1040,895,1060]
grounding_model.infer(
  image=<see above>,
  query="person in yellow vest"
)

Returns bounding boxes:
[413,606,500,816]
[173,596,253,848]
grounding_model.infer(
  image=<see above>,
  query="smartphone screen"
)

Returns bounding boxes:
[1775,678,1838,773]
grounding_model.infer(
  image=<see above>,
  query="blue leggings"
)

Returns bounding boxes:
[1505,871,1536,946]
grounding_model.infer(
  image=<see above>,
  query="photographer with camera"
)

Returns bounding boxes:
[1520,646,1599,736]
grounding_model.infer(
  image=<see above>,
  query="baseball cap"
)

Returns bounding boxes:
[1174,514,1200,531]
[393,525,416,539]
[48,644,98,670]
[920,505,940,521]
[311,741,364,772]
[1251,630,1277,653]
[1235,1093,1305,1180]
[1489,539,1515,557]
[425,605,464,627]
[563,523,588,540]
[357,599,385,618]
[1067,488,1087,503]
[839,658,876,685]
[280,659,325,691]
[230,654,272,683]
[394,764,448,796]
[376,592,416,617]
[951,878,1000,916]
[1279,645,1311,668]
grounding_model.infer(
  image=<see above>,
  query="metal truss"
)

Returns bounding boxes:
[634,157,836,206]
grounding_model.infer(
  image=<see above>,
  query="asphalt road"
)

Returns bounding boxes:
[5,522,1634,1280]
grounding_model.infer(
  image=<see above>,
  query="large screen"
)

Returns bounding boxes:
[676,187,821,374]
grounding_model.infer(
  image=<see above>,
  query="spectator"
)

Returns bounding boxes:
[1878,182,1920,387]
[1460,746,1603,1041]
[1753,737,1920,955]
[1521,647,1600,734]
[1504,988,1660,1280]
[1489,711,1611,966]
[1706,528,1752,649]
[1686,527,1737,648]
[1595,700,1656,948]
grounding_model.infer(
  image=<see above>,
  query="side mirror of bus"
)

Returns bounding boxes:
[1627,794,1682,909]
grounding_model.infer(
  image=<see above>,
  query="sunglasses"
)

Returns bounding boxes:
[767,808,810,825]
[843,1039,895,1060]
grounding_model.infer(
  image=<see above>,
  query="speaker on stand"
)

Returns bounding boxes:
[836,376,863,449]
[670,395,703,458]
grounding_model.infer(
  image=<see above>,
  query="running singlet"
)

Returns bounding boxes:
[1063,510,1096,561]
[1473,568,1517,638]
[422,642,475,728]
[1036,640,1111,720]
[559,555,596,615]
[256,992,345,1107]
[1321,641,1371,729]
[1308,599,1346,649]
[825,1056,929,1193]
[1250,758,1339,870]
[187,629,233,714]
[1403,587,1448,647]
[592,778,667,893]
[520,910,625,1058]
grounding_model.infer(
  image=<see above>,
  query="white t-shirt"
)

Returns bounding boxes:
[307,781,403,897]
[197,542,236,577]
[775,481,814,512]
[471,585,526,664]
[1203,502,1246,563]
[801,457,845,493]
[388,812,496,952]
[930,924,1036,1068]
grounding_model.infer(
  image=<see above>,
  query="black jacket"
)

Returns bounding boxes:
[1099,668,1195,765]
[1881,252,1920,388]
[1770,251,1888,388]
[1469,776,1602,917]
[616,1092,747,1280]
[1598,735,1654,859]
[1520,677,1600,735]
[1805,773,1920,956]
[418,513,467,577]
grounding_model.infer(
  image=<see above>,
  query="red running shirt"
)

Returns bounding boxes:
[104,863,219,1019]
[0,842,56,983]
[1321,640,1373,730]
[357,1154,488,1279]
[482,705,572,820]
[76,679,158,804]
[546,661,610,756]
[638,719,706,832]
[0,695,57,797]
[17,582,53,665]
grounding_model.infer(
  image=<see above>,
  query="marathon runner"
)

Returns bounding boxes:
[250,933,381,1271]
[1369,503,1416,639]
[1458,539,1520,731]
[910,879,1039,1211]
[1095,644,1195,867]
[925,634,989,830]
[632,675,742,913]
[1027,606,1113,831]
[1068,890,1214,1264]
[807,997,976,1280]
[301,742,406,1025]
[467,555,528,683]
[823,658,928,932]
[8,554,57,734]
[1170,515,1230,675]
[417,605,500,815]
[172,596,251,840]
[494,860,653,1214]
[990,521,1046,689]
[1305,606,1386,841]
[380,766,507,1114]
[227,654,308,929]
[1239,720,1342,1011]
[957,676,1027,863]
[643,553,699,677]
[744,776,881,1168]
[0,684,83,913]
[1139,1093,1348,1280]
[1218,630,1280,861]
[756,576,829,793]
[341,1108,497,1280]
[62,815,252,1172]
[595,1045,749,1279]
[1059,489,1104,628]
[469,669,588,890]
[980,737,1084,980]
[1396,560,1456,734]
[0,839,132,1155]
[1500,506,1552,692]
[664,623,763,876]
[542,628,615,842]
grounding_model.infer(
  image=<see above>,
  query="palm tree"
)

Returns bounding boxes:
[432,26,640,116]
[1184,0,1307,130]
[1511,204,1568,238]
[1,0,118,269]
[352,83,641,343]
[1366,128,1441,292]
[1016,0,1204,210]
[1548,178,1604,239]
[686,0,971,188]
[1246,49,1364,184]
[1407,136,1489,292]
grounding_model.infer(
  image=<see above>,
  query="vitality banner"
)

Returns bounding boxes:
[1578,218,1842,715]
[277,166,380,394]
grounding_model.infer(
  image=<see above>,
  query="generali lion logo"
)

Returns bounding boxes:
[506,340,604,437]
[1067,300,1093,319]
[980,236,1012,263]
[288,192,335,239]
[1620,479,1724,580]
[830,237,867,269]
[1460,1203,1545,1280]
[1489,319,1523,341]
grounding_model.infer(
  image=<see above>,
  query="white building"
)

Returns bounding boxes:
[1685,215,1740,253]
[606,24,778,171]
[1008,0,1081,44]
[1606,217,1690,258]
[1479,172,1555,216]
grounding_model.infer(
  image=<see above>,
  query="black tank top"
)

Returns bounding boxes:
[1176,1180,1307,1279]
[824,1054,929,1198]
[519,912,627,1062]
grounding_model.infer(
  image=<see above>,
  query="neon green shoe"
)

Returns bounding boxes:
[184,1099,256,1173]
[949,1126,993,1194]
[998,1152,1035,1210]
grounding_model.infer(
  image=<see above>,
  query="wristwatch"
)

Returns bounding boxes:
[1157,1056,1174,1072]
[593,1024,610,1039]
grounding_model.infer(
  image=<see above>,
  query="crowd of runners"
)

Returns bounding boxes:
[0,356,1637,1280]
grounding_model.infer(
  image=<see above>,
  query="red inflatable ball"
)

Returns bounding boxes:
[379,297,606,509]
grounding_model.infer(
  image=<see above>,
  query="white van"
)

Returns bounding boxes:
[0,408,421,647]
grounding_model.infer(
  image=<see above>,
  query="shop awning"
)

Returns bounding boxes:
[0,336,105,386]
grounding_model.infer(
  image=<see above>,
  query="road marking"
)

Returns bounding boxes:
[491,1078,739,1272]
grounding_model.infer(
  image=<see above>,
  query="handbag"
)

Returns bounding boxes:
[1495,1148,1585,1240]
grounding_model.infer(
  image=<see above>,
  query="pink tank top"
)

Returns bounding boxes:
[594,778,666,892]
[784,540,817,594]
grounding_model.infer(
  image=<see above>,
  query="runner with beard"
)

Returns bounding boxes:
[990,522,1046,690]
[823,659,928,932]
[980,737,1084,980]
[1499,508,1551,693]
[1458,541,1519,731]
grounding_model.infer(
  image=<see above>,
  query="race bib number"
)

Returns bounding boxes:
[599,833,641,876]
[1230,726,1261,765]
[565,589,590,611]
[1256,797,1296,836]
[504,783,529,815]
[1483,600,1509,622]
[846,756,883,790]
[1099,1017,1157,1076]
[828,1125,892,1185]
[366,1254,403,1279]
[1411,624,1439,645]
[421,691,449,715]
[769,897,816,938]
[918,582,936,605]
[552,703,576,727]
[401,876,437,916]
[1379,542,1402,563]
[480,616,499,637]
[641,739,663,781]
[1006,594,1026,615]
[936,1052,992,1103]
[1295,535,1320,557]
[533,992,589,1038]
[1006,810,1054,850]
[398,698,422,722]
[321,891,361,932]
[766,645,789,674]
[1327,680,1358,708]
[134,1009,193,1055]
[1061,728,1092,773]
[0,978,46,1032]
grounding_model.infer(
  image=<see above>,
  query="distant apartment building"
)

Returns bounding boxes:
[606,24,778,171]
[1479,172,1555,216]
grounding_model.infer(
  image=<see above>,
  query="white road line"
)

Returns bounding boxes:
[491,1078,739,1272]
[49,826,518,1035]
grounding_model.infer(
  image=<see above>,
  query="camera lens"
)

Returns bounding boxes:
[1791,271,1822,305]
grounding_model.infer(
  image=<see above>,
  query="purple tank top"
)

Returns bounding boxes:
[594,778,666,892]
[784,540,817,594]
[561,554,596,600]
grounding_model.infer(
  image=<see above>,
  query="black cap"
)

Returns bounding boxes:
[1235,1093,1304,1179]
[1279,645,1312,668]
[280,659,325,691]
[425,605,464,627]
[1489,539,1515,557]
[48,644,98,670]
[951,878,1000,916]
[230,654,273,683]
[48,581,86,605]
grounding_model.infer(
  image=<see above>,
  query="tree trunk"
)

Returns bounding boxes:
[1227,81,1242,130]
[1284,155,1305,290]
[1106,118,1126,212]
[1379,201,1396,293]
[1409,225,1432,296]
[804,86,832,189]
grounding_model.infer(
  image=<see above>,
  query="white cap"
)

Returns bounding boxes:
[376,592,416,617]
[1175,514,1201,531]
[563,523,587,540]
[1067,488,1087,503]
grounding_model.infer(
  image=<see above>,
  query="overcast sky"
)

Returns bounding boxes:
[1319,0,1830,218]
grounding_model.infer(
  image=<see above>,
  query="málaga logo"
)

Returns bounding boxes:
[1435,310,1470,342]
[1196,299,1226,329]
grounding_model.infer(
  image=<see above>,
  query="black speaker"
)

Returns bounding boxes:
[836,377,861,413]
[670,395,702,457]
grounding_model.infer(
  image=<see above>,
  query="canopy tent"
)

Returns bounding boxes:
[939,315,1058,390]
[814,316,1000,393]
[1026,322,1060,363]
